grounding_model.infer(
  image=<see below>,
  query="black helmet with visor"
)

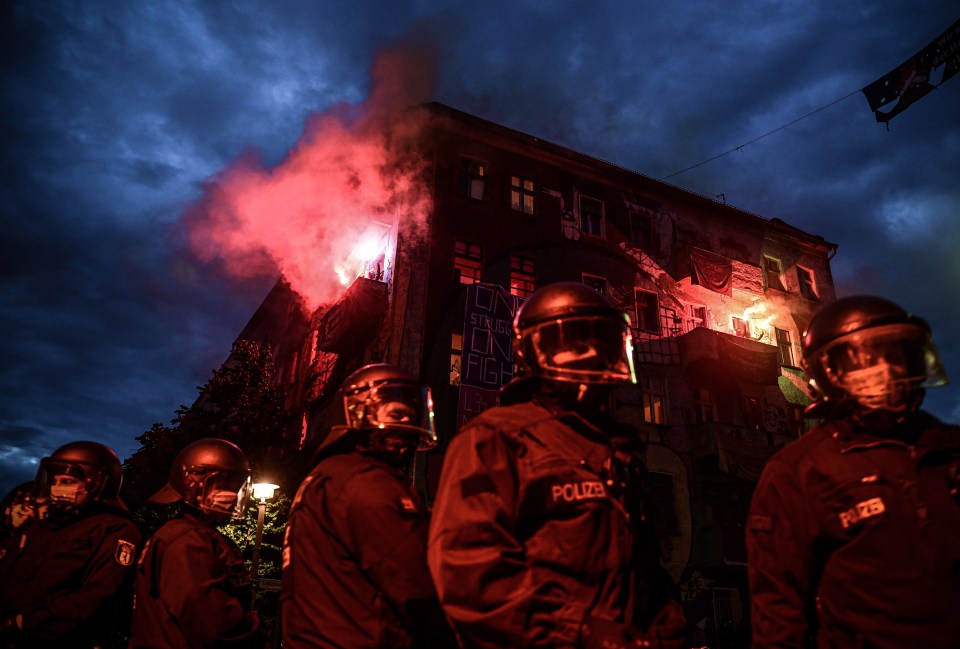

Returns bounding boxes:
[35,441,125,516]
[148,438,252,521]
[802,295,947,416]
[339,363,437,451]
[514,281,637,386]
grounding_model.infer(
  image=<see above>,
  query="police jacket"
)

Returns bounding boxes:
[128,509,262,649]
[747,411,960,648]
[0,503,141,648]
[281,448,454,649]
[427,399,671,649]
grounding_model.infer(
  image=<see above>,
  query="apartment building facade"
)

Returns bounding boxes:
[235,102,838,644]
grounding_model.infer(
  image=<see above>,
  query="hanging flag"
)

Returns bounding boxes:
[689,247,732,296]
[862,18,960,124]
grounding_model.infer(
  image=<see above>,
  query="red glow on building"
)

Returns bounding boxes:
[181,43,437,313]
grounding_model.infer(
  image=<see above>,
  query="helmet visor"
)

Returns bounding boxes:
[344,381,437,450]
[819,323,948,410]
[196,470,251,521]
[36,459,100,509]
[521,315,637,384]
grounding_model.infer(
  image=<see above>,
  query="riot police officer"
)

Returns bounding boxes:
[0,482,42,539]
[129,438,263,648]
[0,441,141,648]
[281,363,455,648]
[747,295,960,647]
[428,282,685,649]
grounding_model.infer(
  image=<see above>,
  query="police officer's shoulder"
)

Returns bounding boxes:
[150,513,220,552]
[314,453,408,501]
[77,506,142,538]
[315,449,387,480]
[459,401,555,438]
[764,421,841,472]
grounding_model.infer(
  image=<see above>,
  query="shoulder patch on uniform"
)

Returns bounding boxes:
[115,539,137,566]
[748,514,774,533]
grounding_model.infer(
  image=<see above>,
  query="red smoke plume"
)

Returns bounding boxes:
[182,41,437,313]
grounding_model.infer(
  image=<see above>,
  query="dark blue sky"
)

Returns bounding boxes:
[2,1,958,495]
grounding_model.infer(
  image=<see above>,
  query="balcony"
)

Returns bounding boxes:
[692,421,794,481]
[315,277,388,353]
[679,326,780,386]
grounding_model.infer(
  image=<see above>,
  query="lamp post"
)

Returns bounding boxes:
[250,482,279,586]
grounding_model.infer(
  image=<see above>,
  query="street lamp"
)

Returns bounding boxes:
[250,482,279,585]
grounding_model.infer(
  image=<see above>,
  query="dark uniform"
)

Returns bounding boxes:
[129,510,261,648]
[747,412,960,648]
[428,399,678,649]
[0,503,141,648]
[282,451,453,648]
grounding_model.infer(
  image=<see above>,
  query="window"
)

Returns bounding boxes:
[635,290,661,334]
[458,158,486,200]
[775,327,795,367]
[763,256,785,291]
[315,351,339,397]
[629,211,651,250]
[744,396,763,430]
[647,471,680,535]
[306,330,318,366]
[582,273,607,296]
[579,195,604,237]
[287,351,299,384]
[450,332,462,386]
[712,588,745,630]
[510,255,536,298]
[788,404,807,437]
[693,386,718,424]
[732,316,750,338]
[797,266,818,300]
[687,304,707,330]
[511,175,535,214]
[641,375,668,424]
[454,240,482,284]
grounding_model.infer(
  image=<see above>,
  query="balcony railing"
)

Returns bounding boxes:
[692,421,794,481]
[315,277,388,353]
[679,326,781,386]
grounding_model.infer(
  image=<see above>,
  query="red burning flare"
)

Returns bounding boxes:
[181,42,437,313]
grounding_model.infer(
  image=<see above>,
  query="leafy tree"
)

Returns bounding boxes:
[220,492,291,578]
[122,339,304,525]
[220,491,292,621]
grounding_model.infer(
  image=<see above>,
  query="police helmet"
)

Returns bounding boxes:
[514,281,637,385]
[149,438,252,521]
[35,441,125,515]
[802,295,947,416]
[335,363,437,452]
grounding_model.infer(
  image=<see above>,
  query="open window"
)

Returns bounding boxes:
[635,289,661,334]
[797,265,818,300]
[581,273,607,296]
[763,256,786,292]
[579,195,604,237]
[458,158,486,201]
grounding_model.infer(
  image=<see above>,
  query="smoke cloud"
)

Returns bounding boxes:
[180,39,438,313]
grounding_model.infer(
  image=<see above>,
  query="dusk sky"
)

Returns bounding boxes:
[2,1,958,495]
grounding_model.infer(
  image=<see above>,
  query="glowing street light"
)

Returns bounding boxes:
[250,482,279,589]
[252,482,280,503]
